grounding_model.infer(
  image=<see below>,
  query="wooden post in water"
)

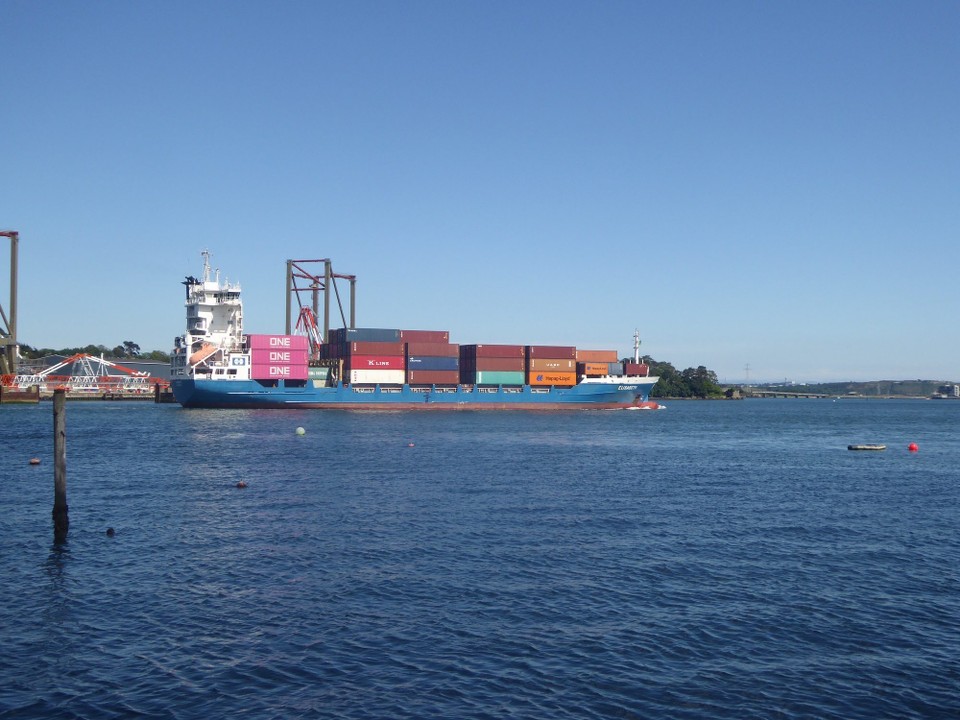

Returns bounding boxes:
[53,388,69,543]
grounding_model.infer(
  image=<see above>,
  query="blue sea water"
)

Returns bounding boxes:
[1,399,958,719]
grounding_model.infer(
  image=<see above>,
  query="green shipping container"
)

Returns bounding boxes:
[308,367,331,380]
[471,371,526,385]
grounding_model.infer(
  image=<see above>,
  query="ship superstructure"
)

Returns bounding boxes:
[171,251,248,382]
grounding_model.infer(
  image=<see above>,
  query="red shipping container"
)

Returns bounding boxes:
[461,344,525,358]
[462,357,526,372]
[346,355,406,370]
[405,342,460,357]
[348,341,405,356]
[251,363,309,381]
[399,329,450,343]
[407,370,460,385]
[526,345,577,359]
[623,363,650,376]
[247,334,309,351]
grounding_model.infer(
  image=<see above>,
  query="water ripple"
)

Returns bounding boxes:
[1,401,959,718]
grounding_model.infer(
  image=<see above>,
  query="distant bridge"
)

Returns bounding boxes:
[742,388,830,399]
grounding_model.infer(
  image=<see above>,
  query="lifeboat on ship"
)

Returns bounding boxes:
[189,342,218,365]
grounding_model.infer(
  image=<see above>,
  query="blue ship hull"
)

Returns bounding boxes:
[172,378,658,410]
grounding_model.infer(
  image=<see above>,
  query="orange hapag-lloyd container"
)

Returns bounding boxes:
[579,362,610,376]
[527,371,577,387]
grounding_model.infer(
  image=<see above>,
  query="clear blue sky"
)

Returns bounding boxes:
[2,1,957,382]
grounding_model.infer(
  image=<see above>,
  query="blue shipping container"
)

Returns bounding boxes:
[330,327,401,343]
[407,355,459,371]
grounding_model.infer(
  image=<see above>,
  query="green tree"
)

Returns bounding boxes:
[681,365,722,398]
[643,357,722,398]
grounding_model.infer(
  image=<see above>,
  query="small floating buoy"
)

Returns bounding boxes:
[236,481,248,488]
[908,442,919,453]
[295,427,306,436]
[28,457,40,465]
[106,527,115,537]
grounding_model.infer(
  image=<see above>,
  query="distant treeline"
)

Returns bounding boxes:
[756,380,951,397]
[639,357,724,399]
[19,341,171,363]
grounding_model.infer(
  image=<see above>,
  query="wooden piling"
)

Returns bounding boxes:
[53,388,69,543]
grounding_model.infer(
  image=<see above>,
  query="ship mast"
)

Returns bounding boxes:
[633,329,641,364]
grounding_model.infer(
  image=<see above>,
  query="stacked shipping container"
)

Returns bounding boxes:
[527,345,577,387]
[459,344,526,385]
[292,327,642,386]
[247,334,310,380]
[576,349,623,378]
[321,328,459,385]
[407,339,460,385]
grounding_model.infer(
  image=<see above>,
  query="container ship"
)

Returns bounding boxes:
[170,253,659,410]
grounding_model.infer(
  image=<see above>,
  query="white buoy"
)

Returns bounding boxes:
[295,427,306,436]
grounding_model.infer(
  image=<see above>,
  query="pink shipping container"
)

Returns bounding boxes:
[247,334,309,351]
[251,363,309,381]
[251,349,309,365]
[526,345,577,359]
[399,329,450,343]
[348,369,406,385]
[405,342,460,357]
[346,355,406,370]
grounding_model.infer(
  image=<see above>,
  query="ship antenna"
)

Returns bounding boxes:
[201,249,212,283]
[633,329,641,364]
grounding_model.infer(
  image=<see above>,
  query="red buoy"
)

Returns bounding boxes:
[908,443,919,453]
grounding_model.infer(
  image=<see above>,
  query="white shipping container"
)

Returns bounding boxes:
[349,369,406,385]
